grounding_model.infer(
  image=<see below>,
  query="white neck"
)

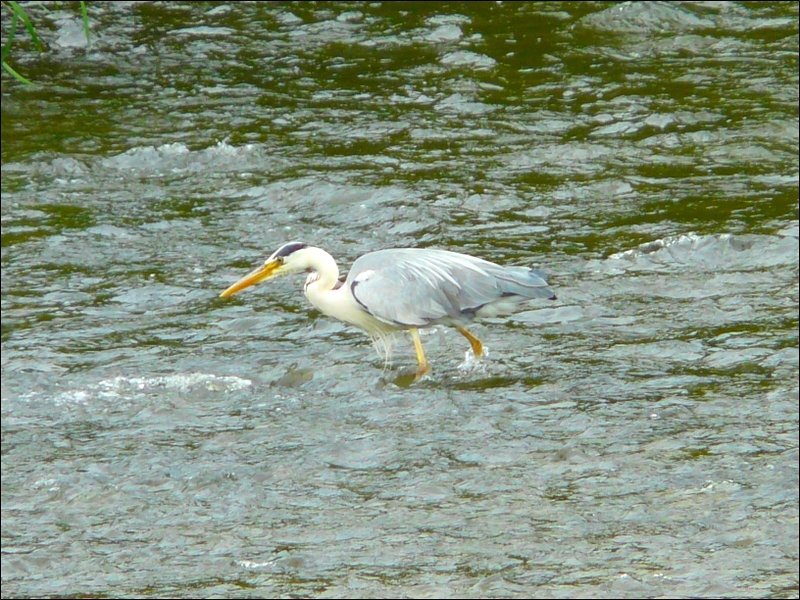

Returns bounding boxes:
[296,246,393,337]
[297,246,340,292]
[297,246,348,321]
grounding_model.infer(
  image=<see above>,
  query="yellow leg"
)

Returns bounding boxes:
[456,325,484,358]
[409,328,431,379]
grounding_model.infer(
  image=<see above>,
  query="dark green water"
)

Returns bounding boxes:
[2,2,798,598]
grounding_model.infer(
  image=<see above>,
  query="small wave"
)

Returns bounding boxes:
[606,232,799,272]
[99,140,268,175]
[14,373,252,406]
[577,2,715,34]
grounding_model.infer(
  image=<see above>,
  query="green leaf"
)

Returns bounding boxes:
[8,1,44,52]
[1,10,19,62]
[80,1,90,44]
[2,59,33,84]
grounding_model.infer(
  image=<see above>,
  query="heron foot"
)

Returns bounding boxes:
[414,362,431,381]
[456,325,484,358]
[391,363,430,387]
[408,328,431,381]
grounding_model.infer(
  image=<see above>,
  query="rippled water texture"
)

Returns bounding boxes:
[2,2,798,598]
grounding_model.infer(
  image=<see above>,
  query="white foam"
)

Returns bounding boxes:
[10,373,252,406]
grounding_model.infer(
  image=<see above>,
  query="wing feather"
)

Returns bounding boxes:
[347,248,554,327]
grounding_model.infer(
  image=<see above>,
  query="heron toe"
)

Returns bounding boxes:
[456,325,484,358]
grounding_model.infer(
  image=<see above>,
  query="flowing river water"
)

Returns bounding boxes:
[2,2,798,597]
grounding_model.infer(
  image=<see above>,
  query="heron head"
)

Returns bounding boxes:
[220,242,309,298]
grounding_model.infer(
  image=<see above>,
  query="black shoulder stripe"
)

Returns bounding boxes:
[350,279,372,313]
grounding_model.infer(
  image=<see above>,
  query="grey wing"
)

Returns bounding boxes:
[346,248,555,327]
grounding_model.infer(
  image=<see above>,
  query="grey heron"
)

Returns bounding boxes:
[220,242,556,379]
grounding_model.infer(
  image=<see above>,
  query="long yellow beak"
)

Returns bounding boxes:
[220,260,282,298]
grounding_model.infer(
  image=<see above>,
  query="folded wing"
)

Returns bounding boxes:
[347,248,555,327]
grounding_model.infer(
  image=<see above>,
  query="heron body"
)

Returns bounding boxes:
[220,243,556,379]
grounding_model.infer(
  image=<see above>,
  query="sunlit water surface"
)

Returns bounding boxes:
[2,2,798,598]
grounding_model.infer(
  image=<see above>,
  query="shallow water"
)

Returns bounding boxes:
[2,2,798,598]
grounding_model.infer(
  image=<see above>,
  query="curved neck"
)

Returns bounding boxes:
[301,246,340,291]
[297,246,383,334]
